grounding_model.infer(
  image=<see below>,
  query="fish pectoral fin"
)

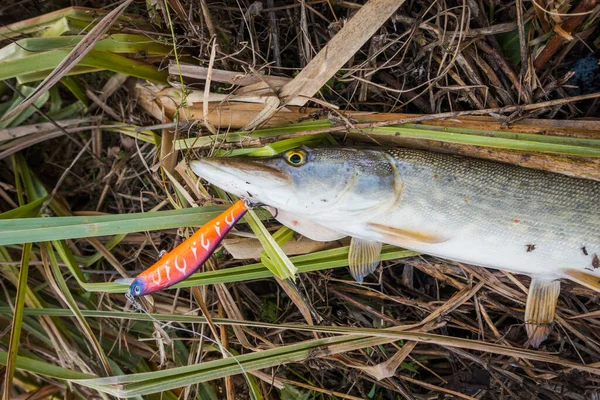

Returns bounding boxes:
[366,223,448,246]
[562,269,600,293]
[348,238,382,283]
[525,277,560,348]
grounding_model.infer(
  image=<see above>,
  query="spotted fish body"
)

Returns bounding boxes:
[189,147,600,286]
[368,149,600,278]
[128,200,248,296]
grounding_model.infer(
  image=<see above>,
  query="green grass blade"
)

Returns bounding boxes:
[48,86,61,114]
[0,305,586,363]
[43,242,113,375]
[17,67,101,83]
[0,206,242,245]
[59,76,88,106]
[13,153,68,215]
[105,125,156,145]
[73,337,354,393]
[0,197,47,219]
[0,86,49,129]
[51,239,90,289]
[244,209,297,279]
[174,134,224,151]
[0,34,172,62]
[374,125,600,157]
[95,246,418,293]
[0,7,148,38]
[0,246,76,347]
[403,123,600,148]
[2,242,32,398]
[0,350,94,380]
[261,226,294,260]
[66,323,576,398]
[228,135,328,156]
[0,49,168,84]
[171,245,415,288]
[45,100,86,120]
[0,314,592,398]
[240,120,333,138]
[233,119,600,158]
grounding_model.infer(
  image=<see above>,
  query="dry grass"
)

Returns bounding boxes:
[1,0,600,399]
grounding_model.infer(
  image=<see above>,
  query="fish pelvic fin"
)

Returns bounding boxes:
[525,277,560,348]
[348,238,382,283]
[366,223,448,246]
[562,268,600,293]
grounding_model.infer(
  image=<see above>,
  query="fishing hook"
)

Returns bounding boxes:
[242,198,266,209]
[242,198,278,217]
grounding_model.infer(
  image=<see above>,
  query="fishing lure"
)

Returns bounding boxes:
[123,200,248,297]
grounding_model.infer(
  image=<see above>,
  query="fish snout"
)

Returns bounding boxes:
[190,157,291,185]
[189,158,228,179]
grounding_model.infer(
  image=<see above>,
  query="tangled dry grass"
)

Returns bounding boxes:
[1,0,600,399]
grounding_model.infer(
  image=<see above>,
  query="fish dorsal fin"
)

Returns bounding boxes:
[562,269,600,293]
[348,238,382,283]
[366,223,448,246]
[525,277,560,348]
[273,209,347,241]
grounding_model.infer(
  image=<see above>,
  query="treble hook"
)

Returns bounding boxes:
[242,198,277,217]
[242,198,265,209]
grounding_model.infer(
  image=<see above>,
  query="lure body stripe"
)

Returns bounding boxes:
[129,200,247,296]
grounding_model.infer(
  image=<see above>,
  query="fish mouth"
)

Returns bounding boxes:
[189,157,291,200]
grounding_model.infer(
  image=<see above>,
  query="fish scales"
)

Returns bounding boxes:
[377,148,600,277]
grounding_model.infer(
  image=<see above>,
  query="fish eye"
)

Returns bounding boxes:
[133,285,141,295]
[285,150,306,166]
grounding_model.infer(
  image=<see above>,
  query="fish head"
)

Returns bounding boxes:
[190,147,402,221]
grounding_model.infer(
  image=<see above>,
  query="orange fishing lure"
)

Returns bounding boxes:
[127,200,248,296]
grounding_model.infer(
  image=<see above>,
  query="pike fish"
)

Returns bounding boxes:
[190,147,600,347]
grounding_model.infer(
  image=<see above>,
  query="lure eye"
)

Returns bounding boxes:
[133,284,141,296]
[285,150,306,166]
